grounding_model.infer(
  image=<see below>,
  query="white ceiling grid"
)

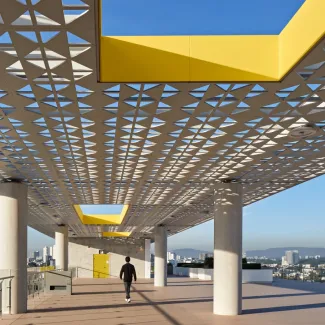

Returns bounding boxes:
[0,0,325,238]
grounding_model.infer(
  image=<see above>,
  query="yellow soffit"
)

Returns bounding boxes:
[99,0,325,82]
[102,232,131,237]
[73,205,129,225]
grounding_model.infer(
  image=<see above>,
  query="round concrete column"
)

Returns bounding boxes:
[0,182,28,314]
[144,239,151,279]
[214,182,243,316]
[154,226,167,287]
[55,225,68,271]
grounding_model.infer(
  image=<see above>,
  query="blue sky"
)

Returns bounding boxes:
[168,175,325,251]
[101,0,305,36]
[80,204,124,214]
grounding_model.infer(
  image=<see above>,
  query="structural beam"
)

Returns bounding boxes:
[0,182,28,314]
[214,182,243,316]
[154,226,167,287]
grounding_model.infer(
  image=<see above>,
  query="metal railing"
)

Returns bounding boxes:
[1,268,73,315]
[0,275,14,316]
[27,272,45,298]
[69,266,114,279]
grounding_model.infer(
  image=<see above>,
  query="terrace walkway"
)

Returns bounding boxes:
[1,278,325,325]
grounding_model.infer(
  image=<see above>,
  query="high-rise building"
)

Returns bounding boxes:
[43,246,50,262]
[199,253,207,260]
[52,245,56,260]
[285,250,299,265]
[49,246,54,257]
[281,256,288,266]
[167,251,175,260]
[199,253,213,260]
[33,251,40,259]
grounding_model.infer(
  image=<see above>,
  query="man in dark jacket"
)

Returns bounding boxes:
[120,256,137,302]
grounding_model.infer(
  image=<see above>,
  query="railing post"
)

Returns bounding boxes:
[8,278,12,315]
[0,280,2,316]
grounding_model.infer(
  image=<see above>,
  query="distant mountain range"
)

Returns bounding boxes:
[170,248,211,258]
[246,247,325,258]
[169,247,325,259]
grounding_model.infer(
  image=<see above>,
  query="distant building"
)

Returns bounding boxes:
[167,251,175,260]
[199,253,213,260]
[199,253,207,260]
[49,246,54,257]
[285,250,299,265]
[52,245,56,260]
[282,256,289,266]
[33,251,40,259]
[43,246,50,262]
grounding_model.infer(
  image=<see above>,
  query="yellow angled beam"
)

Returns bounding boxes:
[100,36,191,82]
[102,232,131,237]
[279,0,325,78]
[189,36,278,81]
[99,0,325,82]
[73,204,129,225]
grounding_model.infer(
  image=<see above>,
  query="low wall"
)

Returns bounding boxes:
[198,268,213,280]
[173,267,189,276]
[181,268,273,283]
[242,269,273,284]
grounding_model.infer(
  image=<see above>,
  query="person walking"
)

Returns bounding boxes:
[120,256,137,303]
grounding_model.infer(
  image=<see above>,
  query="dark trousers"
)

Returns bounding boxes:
[124,282,131,299]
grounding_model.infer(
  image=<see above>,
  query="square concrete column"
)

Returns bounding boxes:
[0,182,28,314]
[55,225,69,271]
[214,182,243,316]
[154,226,167,286]
[144,239,151,279]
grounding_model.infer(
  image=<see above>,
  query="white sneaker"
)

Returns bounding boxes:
[127,298,131,303]
[125,298,128,302]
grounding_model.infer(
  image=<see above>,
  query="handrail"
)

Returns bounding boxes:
[70,266,119,279]
[0,276,14,316]
[0,276,14,281]
[27,269,72,299]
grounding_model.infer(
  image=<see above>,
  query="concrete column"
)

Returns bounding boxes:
[144,239,151,279]
[154,226,167,287]
[0,182,28,314]
[214,182,243,316]
[55,225,68,271]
